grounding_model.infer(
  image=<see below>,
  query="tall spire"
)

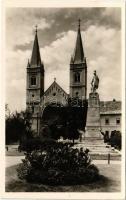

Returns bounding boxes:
[72,19,84,64]
[27,59,30,67]
[30,25,42,67]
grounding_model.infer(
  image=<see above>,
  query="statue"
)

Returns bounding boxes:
[91,70,99,93]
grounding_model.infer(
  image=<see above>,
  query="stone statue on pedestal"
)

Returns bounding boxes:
[91,70,99,93]
[86,70,102,139]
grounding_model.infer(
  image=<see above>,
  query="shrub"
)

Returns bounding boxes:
[19,137,57,152]
[110,130,121,150]
[17,142,100,185]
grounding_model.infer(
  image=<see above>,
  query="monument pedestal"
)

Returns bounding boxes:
[86,92,102,139]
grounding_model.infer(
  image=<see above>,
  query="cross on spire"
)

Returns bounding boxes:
[35,25,38,33]
[30,25,43,66]
[71,18,84,64]
[78,18,81,28]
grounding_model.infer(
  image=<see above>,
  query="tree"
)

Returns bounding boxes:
[65,118,79,144]
[6,108,33,145]
[39,100,88,143]
[5,104,10,119]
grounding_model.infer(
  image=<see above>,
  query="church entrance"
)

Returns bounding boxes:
[39,102,88,141]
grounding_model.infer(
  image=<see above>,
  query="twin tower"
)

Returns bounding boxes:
[26,20,87,115]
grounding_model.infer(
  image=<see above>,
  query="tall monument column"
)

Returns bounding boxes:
[86,70,102,138]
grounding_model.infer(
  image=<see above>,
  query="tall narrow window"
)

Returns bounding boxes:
[76,92,79,97]
[74,72,80,83]
[116,118,120,125]
[31,76,36,86]
[105,118,109,125]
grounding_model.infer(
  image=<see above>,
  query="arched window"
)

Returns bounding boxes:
[53,92,56,96]
[74,72,80,83]
[31,76,36,86]
[76,92,79,97]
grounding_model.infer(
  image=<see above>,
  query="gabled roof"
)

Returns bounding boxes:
[71,19,84,64]
[44,79,68,96]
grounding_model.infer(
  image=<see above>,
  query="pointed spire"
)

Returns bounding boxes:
[27,59,30,67]
[70,55,74,64]
[30,25,42,67]
[72,19,84,64]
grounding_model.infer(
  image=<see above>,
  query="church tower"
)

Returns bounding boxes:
[26,26,44,116]
[70,19,87,100]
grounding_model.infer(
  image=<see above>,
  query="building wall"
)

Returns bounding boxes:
[100,113,121,136]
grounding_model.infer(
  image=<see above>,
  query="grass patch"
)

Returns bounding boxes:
[6,164,121,192]
[6,176,109,192]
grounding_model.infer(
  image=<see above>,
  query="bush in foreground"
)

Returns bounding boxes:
[17,142,100,185]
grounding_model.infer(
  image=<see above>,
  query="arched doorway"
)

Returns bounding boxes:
[39,101,88,141]
[39,102,65,139]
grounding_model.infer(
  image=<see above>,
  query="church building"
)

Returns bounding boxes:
[26,20,121,137]
[26,20,87,135]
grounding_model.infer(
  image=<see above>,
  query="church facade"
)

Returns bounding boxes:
[26,21,121,137]
[26,21,87,134]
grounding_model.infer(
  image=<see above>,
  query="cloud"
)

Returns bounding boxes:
[42,31,75,69]
[6,9,54,50]
[5,49,31,111]
[41,30,76,93]
[84,25,121,100]
[102,8,121,27]
[6,7,121,51]
[5,8,121,111]
[43,25,121,98]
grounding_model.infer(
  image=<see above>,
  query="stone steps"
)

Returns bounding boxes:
[61,138,121,159]
[82,140,105,144]
[73,139,121,158]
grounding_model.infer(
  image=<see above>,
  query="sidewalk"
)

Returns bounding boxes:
[6,155,121,168]
[6,156,25,168]
[92,160,121,164]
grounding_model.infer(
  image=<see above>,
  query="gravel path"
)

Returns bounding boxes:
[6,156,25,167]
[6,156,121,168]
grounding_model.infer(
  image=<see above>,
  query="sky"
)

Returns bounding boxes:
[5,7,121,112]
